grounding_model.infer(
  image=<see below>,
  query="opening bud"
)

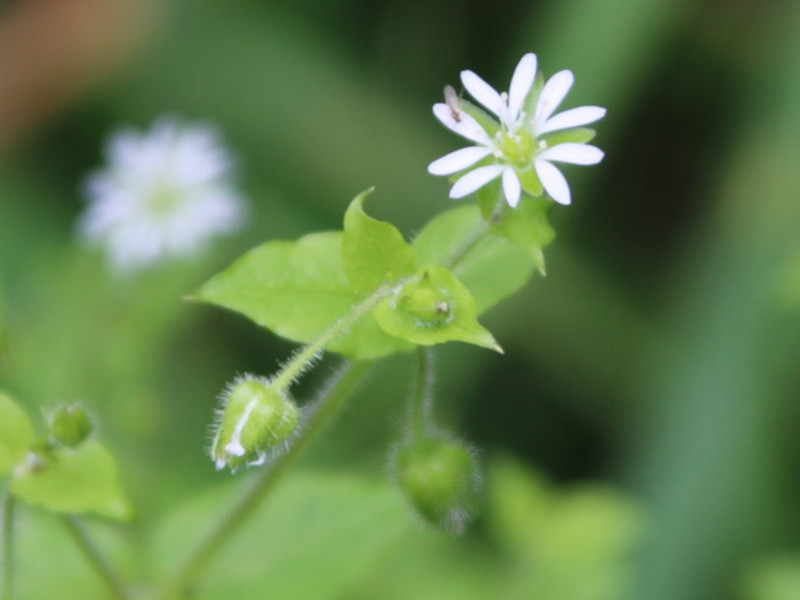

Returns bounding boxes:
[210,375,299,472]
[393,436,480,533]
[50,403,94,448]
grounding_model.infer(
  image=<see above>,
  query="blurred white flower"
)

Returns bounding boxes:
[429,53,606,207]
[78,118,245,273]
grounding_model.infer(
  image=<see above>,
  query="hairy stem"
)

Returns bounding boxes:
[270,288,389,392]
[1,492,15,600]
[159,360,374,600]
[61,516,131,600]
[411,347,435,438]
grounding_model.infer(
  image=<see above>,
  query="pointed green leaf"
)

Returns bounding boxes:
[478,185,555,274]
[412,205,534,313]
[0,390,34,475]
[194,231,411,359]
[375,265,501,352]
[11,439,133,520]
[342,189,416,291]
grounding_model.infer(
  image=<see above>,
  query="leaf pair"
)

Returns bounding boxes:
[195,190,535,359]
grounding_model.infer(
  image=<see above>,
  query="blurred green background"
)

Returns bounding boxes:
[2,0,800,598]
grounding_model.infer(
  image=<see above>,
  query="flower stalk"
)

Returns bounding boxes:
[60,516,131,600]
[2,491,15,600]
[159,360,374,600]
[411,347,435,438]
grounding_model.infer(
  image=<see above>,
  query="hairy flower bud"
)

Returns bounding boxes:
[50,404,93,448]
[210,375,299,471]
[394,436,479,533]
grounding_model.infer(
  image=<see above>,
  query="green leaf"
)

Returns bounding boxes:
[342,188,416,291]
[10,439,133,520]
[154,471,411,600]
[487,458,644,600]
[194,231,411,359]
[412,205,534,313]
[0,390,34,475]
[374,265,502,352]
[478,186,556,274]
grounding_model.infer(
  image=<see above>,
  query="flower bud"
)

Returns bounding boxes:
[210,375,299,471]
[50,404,93,448]
[394,436,479,533]
[396,272,454,326]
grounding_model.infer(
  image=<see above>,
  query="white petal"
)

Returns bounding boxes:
[537,106,606,135]
[428,146,492,175]
[449,165,505,199]
[535,160,571,206]
[535,70,574,126]
[508,53,537,123]
[539,143,604,165]
[460,70,505,118]
[432,103,492,145]
[502,167,522,208]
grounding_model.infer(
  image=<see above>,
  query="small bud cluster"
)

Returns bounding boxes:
[210,375,299,472]
[393,436,480,534]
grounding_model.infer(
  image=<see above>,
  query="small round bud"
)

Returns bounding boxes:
[394,436,479,533]
[210,375,299,471]
[396,273,454,326]
[51,404,93,448]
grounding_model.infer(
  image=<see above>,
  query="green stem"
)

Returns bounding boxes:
[61,516,131,600]
[270,288,389,392]
[411,347,435,438]
[2,492,15,600]
[158,360,374,600]
[444,194,508,271]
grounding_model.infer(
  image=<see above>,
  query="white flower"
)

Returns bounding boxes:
[428,53,606,207]
[78,118,245,274]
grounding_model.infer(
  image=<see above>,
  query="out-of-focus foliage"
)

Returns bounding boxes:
[742,557,800,600]
[0,391,34,474]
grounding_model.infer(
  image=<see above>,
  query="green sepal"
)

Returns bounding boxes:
[11,439,133,521]
[374,265,502,352]
[523,73,546,120]
[342,188,416,292]
[0,390,35,475]
[193,231,411,359]
[478,182,555,275]
[412,204,534,314]
[517,167,544,197]
[456,98,500,137]
[542,127,596,147]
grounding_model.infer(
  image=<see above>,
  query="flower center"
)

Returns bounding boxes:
[147,183,183,217]
[497,129,535,166]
